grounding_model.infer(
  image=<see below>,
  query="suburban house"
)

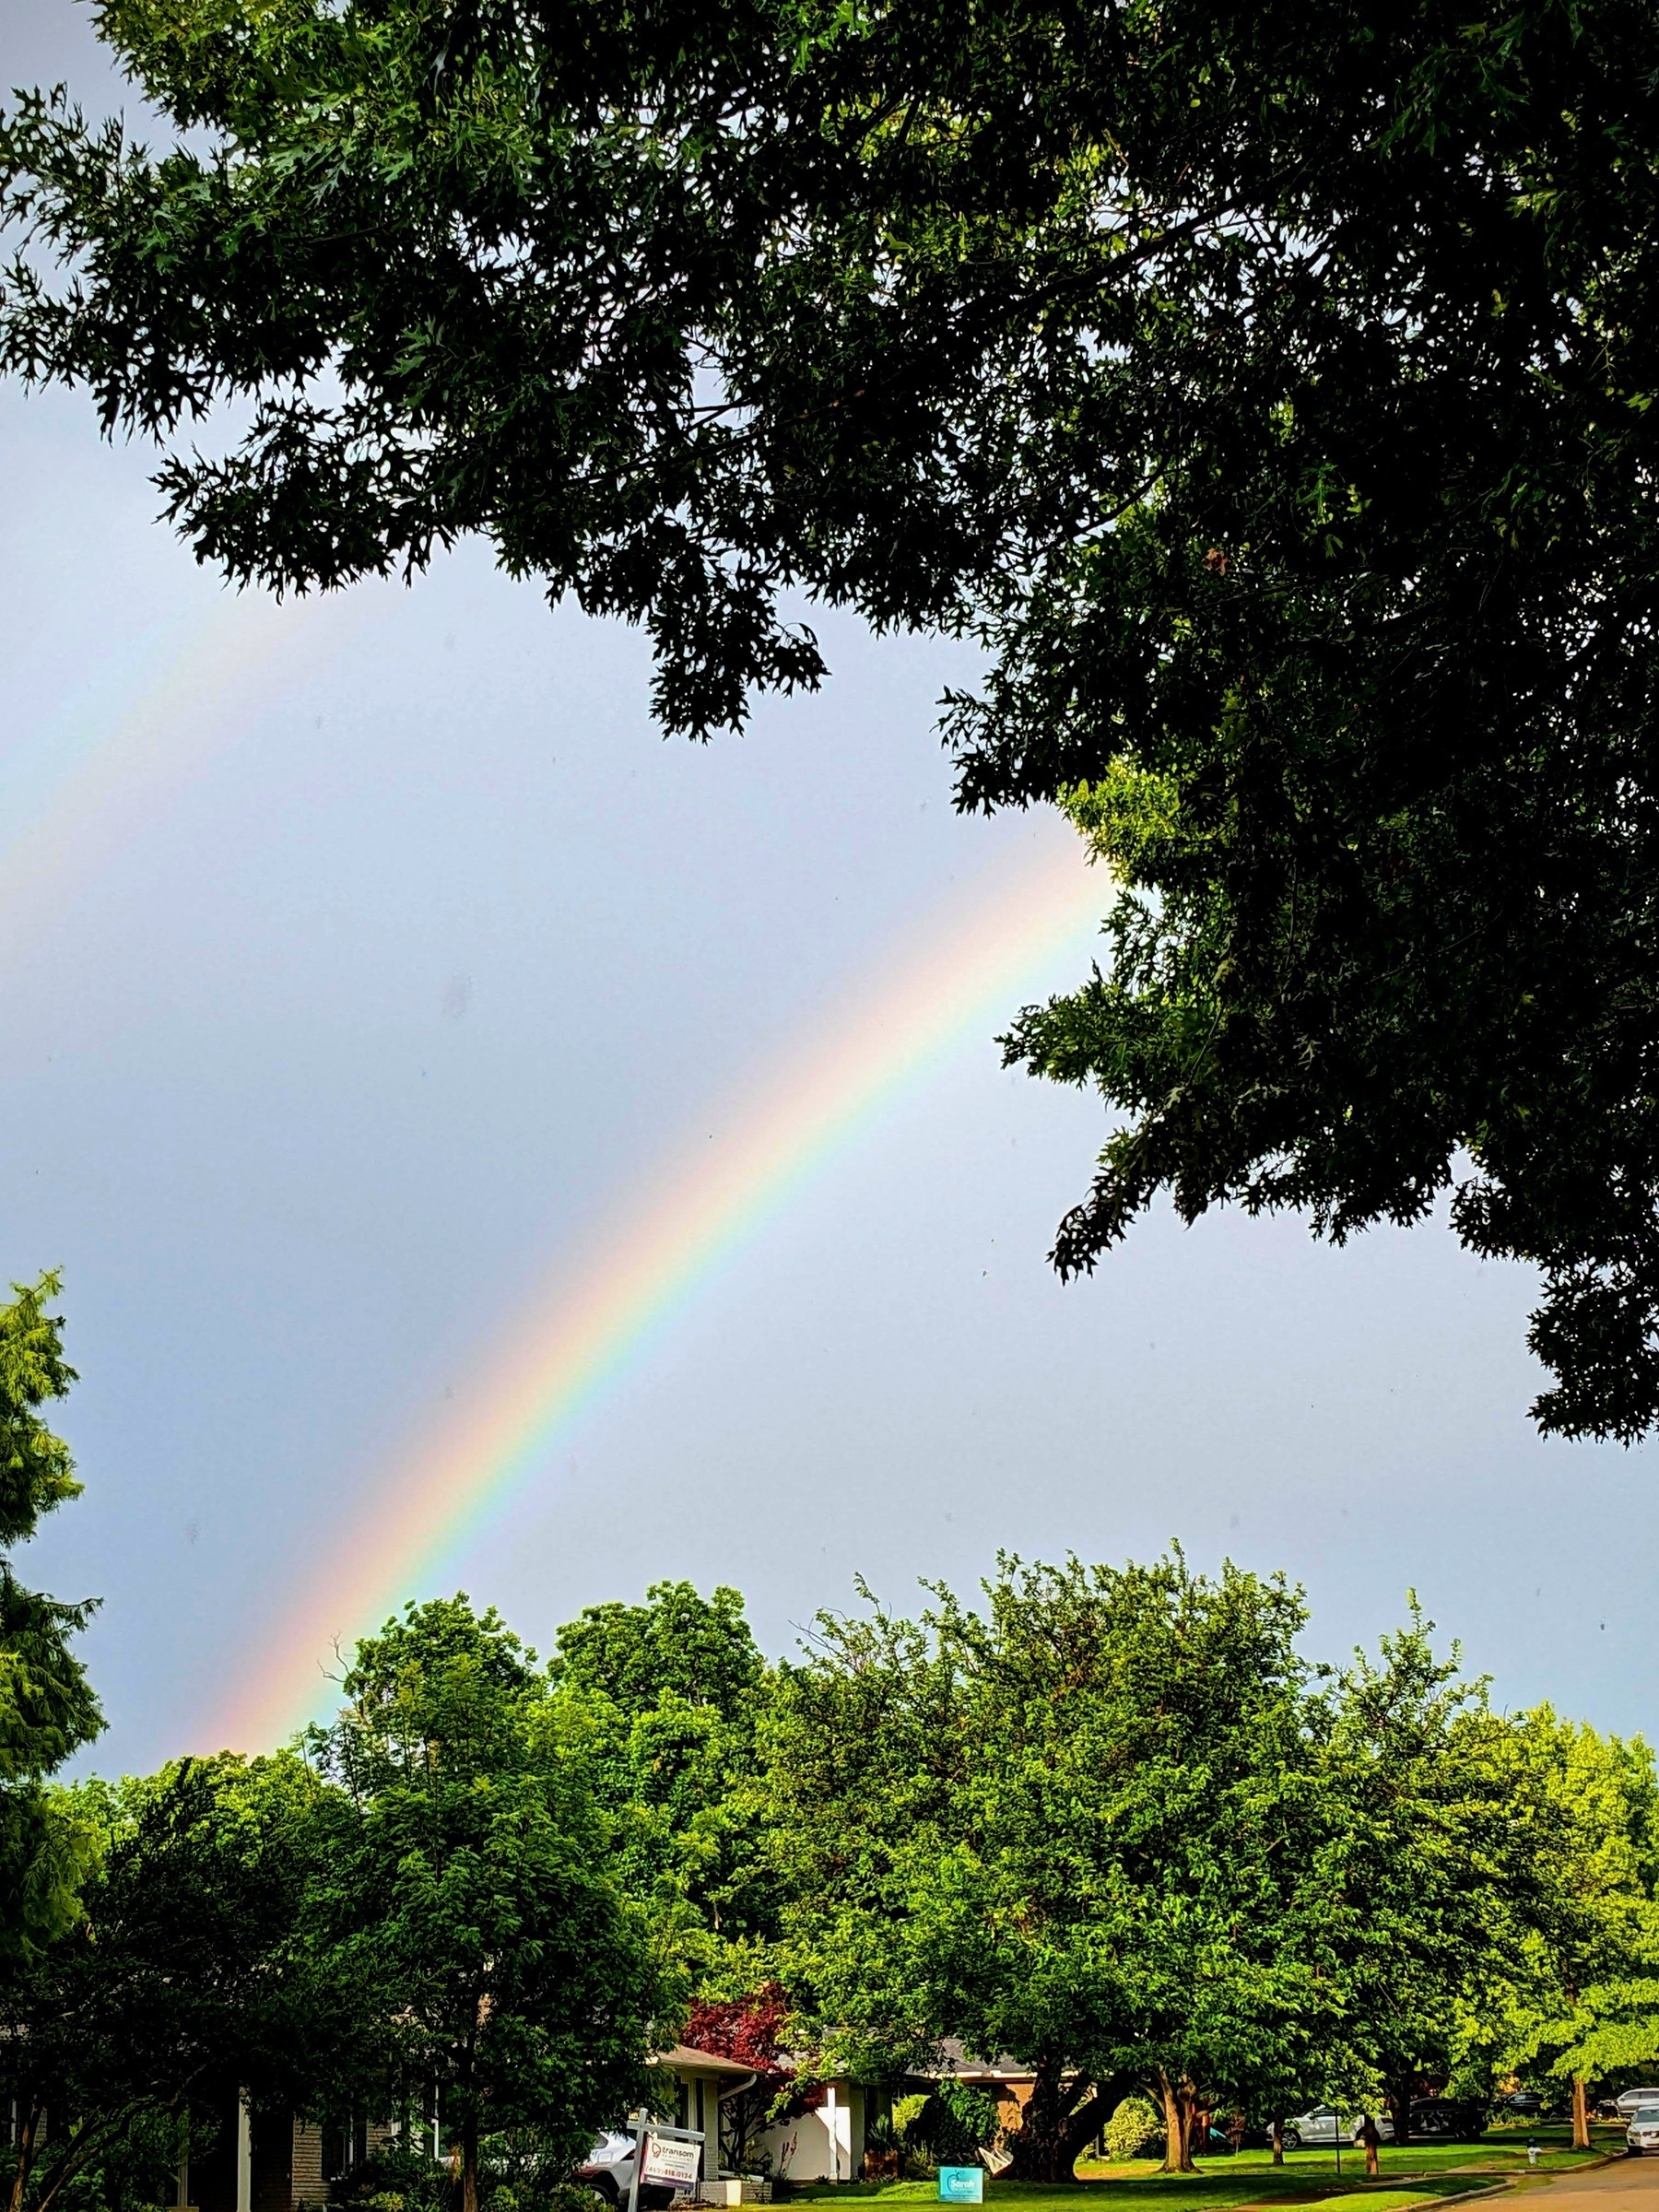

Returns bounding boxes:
[653,2045,759,2192]
[756,2079,862,2187]
[171,2039,1043,2211]
[177,2050,759,2212]
[913,2041,1039,2143]
[749,2045,1038,2184]
[175,2091,408,2212]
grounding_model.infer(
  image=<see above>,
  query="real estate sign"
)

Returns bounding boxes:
[641,2136,702,2189]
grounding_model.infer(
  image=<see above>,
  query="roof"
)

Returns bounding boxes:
[919,2040,1035,2085]
[653,2043,759,2079]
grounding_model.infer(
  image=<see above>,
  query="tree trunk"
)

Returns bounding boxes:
[1004,2063,1128,2182]
[462,2114,478,2212]
[1572,2074,1590,2152]
[1055,2088,1121,2178]
[1385,2078,1413,2151]
[34,2136,112,2212]
[1360,2115,1380,2181]
[1271,2118,1284,2169]
[1158,2076,1198,2174]
[7,2100,39,2212]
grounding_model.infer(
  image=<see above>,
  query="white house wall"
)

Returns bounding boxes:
[759,2087,862,2185]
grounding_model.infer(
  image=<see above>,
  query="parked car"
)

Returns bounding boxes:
[1497,2092,1543,2117]
[1409,2100,1485,2141]
[577,2133,679,2210]
[1283,2106,1394,2147]
[1626,2105,1659,2155]
[1617,2089,1659,2117]
[1285,2106,1343,2146]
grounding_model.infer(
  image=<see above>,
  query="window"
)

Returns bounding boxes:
[322,2115,369,2183]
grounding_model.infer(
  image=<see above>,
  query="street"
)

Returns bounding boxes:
[1531,2161,1659,2212]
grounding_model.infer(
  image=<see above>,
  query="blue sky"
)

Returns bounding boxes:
[3,0,1652,1773]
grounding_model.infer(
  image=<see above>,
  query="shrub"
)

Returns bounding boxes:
[880,2088,999,2178]
[1103,2097,1162,2165]
[933,2085,1000,2155]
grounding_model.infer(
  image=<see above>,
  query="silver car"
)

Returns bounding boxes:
[1285,2105,1394,2147]
[1286,2106,1344,2145]
[1618,2090,1659,2117]
[1627,2105,1659,2154]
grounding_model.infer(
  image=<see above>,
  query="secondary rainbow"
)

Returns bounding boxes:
[0,586,369,942]
[216,831,1108,1749]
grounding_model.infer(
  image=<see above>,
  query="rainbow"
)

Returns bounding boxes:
[0,585,369,941]
[215,830,1108,1748]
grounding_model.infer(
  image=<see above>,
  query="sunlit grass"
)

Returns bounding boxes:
[779,2121,1629,2212]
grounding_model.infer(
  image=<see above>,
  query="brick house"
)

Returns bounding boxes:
[174,2091,402,2212]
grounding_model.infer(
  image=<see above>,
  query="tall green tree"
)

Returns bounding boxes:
[11,6,1659,1435]
[312,1597,677,2212]
[1491,1709,1659,2147]
[548,1583,781,1976]
[0,1753,324,2212]
[1302,1622,1522,2152]
[0,1275,102,1963]
[550,1585,762,1720]
[763,1554,1333,2179]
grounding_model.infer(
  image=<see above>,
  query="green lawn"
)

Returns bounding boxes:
[779,2122,1628,2212]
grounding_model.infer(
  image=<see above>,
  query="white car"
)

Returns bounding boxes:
[580,2135,661,2207]
[1618,2089,1659,2117]
[1285,2105,1394,2147]
[1291,2105,1345,2141]
[1627,2105,1659,2154]
[1286,2106,1344,2146]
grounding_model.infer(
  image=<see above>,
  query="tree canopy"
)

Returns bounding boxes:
[759,1556,1571,2178]
[548,1583,782,1980]
[311,1596,677,2212]
[550,1583,762,1723]
[0,1754,325,2212]
[0,1564,1655,2203]
[0,1276,103,1965]
[8,2,1659,1435]
[767,1557,1322,2175]
[1488,1708,1659,2147]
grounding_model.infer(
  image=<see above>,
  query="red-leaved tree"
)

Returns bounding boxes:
[683,1986,822,2175]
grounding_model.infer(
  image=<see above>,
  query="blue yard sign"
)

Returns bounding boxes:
[938,2170,983,2204]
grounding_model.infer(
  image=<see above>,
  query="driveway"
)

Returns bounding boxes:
[1528,2159,1659,2212]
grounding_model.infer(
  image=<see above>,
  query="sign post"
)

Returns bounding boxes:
[627,2115,706,2212]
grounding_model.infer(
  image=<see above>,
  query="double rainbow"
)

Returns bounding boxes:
[5,577,1105,1751]
[215,832,1106,1747]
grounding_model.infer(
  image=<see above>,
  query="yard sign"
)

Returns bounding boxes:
[641,2136,702,2189]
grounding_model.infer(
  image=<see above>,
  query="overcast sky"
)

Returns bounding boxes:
[4,1,1653,1775]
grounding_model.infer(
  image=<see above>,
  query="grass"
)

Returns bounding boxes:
[1291,2194,1457,2212]
[778,2122,1629,2212]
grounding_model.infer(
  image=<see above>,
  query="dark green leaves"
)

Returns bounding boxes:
[0,1277,101,1967]
[16,3,1659,1430]
[310,1596,675,2206]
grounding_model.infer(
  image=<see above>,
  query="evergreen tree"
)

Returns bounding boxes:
[0,1276,102,1963]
